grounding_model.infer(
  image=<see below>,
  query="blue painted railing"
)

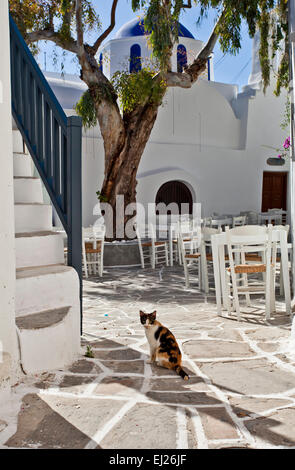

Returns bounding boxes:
[9,15,83,329]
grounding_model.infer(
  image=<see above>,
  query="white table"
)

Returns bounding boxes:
[211,228,291,317]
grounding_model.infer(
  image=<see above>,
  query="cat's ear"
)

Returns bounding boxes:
[139,310,145,316]
[151,311,157,318]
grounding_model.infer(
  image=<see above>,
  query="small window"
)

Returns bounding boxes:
[99,53,103,73]
[130,44,142,73]
[177,44,187,73]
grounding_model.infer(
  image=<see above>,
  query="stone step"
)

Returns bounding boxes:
[14,177,43,204]
[14,203,52,233]
[16,306,70,330]
[15,264,78,317]
[16,306,81,374]
[12,129,24,154]
[15,231,65,269]
[13,153,32,177]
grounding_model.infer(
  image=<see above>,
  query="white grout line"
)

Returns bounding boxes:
[176,407,188,449]
[240,330,295,375]
[81,372,107,396]
[84,400,137,449]
[187,407,208,449]
[184,357,256,448]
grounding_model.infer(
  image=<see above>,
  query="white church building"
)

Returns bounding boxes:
[45,16,289,227]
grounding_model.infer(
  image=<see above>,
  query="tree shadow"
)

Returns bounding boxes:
[8,335,293,449]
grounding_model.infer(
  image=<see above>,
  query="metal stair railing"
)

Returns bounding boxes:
[9,15,83,331]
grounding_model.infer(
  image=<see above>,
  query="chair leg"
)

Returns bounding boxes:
[242,273,251,307]
[178,241,182,265]
[201,244,209,294]
[265,267,271,321]
[231,271,241,321]
[198,258,202,290]
[165,243,169,266]
[279,259,284,296]
[84,255,88,279]
[183,259,190,288]
[139,244,144,268]
[169,236,173,267]
[270,268,276,314]
[151,247,155,269]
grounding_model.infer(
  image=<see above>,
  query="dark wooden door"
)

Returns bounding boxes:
[156,181,193,214]
[261,172,287,212]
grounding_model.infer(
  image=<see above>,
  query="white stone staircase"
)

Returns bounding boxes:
[13,128,81,374]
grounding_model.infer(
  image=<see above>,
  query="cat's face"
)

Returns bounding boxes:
[140,310,156,328]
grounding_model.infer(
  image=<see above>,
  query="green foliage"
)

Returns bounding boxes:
[75,89,98,128]
[111,68,166,114]
[9,0,101,55]
[10,0,290,107]
[132,1,289,95]
[85,345,94,358]
[281,96,291,130]
[96,190,108,202]
[75,82,117,128]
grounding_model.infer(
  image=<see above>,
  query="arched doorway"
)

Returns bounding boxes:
[155,181,193,214]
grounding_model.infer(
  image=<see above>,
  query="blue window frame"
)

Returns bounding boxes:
[130,44,142,73]
[99,53,103,73]
[177,44,187,73]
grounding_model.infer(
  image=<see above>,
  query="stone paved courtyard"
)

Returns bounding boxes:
[1,265,295,449]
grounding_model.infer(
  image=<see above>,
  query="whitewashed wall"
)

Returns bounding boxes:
[0,0,18,393]
[75,75,288,227]
[48,34,288,229]
[99,36,204,78]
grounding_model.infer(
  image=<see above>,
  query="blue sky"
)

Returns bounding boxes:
[37,0,253,91]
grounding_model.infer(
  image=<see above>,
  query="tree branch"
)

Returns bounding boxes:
[25,30,78,55]
[163,8,225,88]
[92,0,119,55]
[75,0,84,56]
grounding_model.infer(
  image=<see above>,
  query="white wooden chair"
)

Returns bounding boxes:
[225,225,276,321]
[259,212,282,225]
[202,217,212,228]
[232,215,247,227]
[136,223,169,269]
[82,225,105,278]
[178,223,201,288]
[275,225,290,295]
[211,216,232,230]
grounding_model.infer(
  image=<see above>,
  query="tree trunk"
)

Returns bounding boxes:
[99,103,160,240]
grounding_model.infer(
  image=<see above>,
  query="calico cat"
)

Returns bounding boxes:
[140,310,189,380]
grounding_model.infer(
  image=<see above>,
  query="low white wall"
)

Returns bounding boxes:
[0,0,18,389]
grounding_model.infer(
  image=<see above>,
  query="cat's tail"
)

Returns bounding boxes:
[174,365,189,380]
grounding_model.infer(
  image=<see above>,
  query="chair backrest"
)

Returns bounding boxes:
[225,225,275,268]
[202,217,212,227]
[260,213,282,225]
[135,223,159,245]
[268,208,283,213]
[274,224,289,234]
[178,221,200,252]
[232,215,247,227]
[202,227,222,242]
[211,217,232,228]
[83,225,105,251]
[227,225,267,236]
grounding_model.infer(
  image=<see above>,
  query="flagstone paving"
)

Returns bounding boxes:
[1,265,295,449]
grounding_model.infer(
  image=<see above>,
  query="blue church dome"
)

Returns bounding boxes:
[115,16,195,40]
